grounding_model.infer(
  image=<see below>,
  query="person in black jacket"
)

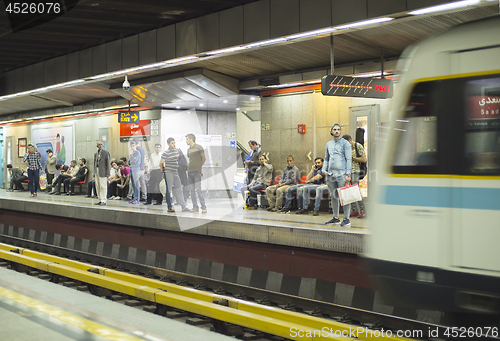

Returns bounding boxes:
[65,158,88,195]
[244,140,261,185]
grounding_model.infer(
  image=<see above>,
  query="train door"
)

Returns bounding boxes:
[349,104,379,198]
[452,73,500,272]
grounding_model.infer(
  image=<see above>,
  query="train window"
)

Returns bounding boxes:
[392,81,438,174]
[464,75,500,175]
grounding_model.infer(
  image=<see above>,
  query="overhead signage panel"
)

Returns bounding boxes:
[321,75,393,99]
[118,110,140,123]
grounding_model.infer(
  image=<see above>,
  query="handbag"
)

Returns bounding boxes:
[337,181,362,206]
[39,174,47,190]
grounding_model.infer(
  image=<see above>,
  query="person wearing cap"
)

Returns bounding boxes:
[322,123,352,227]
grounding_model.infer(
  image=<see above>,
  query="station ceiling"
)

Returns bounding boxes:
[0,1,498,117]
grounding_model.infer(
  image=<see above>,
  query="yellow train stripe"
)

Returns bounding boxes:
[412,69,500,83]
[0,287,144,341]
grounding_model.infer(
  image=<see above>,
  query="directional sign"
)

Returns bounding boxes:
[321,75,393,99]
[118,110,140,123]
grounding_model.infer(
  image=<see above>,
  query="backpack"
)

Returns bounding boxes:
[355,142,367,177]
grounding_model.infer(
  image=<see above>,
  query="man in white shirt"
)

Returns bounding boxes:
[144,143,164,205]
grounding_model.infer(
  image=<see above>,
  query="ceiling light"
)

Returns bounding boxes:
[287,27,336,40]
[165,56,199,64]
[250,97,255,101]
[335,17,393,30]
[236,108,240,110]
[305,79,321,84]
[409,0,480,15]
[199,103,204,107]
[176,106,180,109]
[223,100,228,103]
[352,71,390,78]
[246,37,287,48]
[268,82,303,88]
[207,46,247,56]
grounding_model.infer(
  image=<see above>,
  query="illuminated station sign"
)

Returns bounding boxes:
[321,75,393,99]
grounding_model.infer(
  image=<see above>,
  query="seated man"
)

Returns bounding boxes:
[6,164,25,191]
[115,161,130,200]
[107,161,121,199]
[51,160,79,195]
[279,158,325,214]
[241,155,273,209]
[64,158,88,195]
[295,158,326,215]
[265,155,300,212]
[85,179,97,198]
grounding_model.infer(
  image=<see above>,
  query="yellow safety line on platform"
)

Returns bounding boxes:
[0,243,412,341]
[0,286,144,341]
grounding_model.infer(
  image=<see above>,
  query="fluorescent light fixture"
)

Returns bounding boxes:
[246,38,287,48]
[127,62,165,71]
[268,82,303,88]
[236,108,240,111]
[409,0,480,15]
[90,70,129,80]
[336,17,393,30]
[165,56,199,64]
[352,71,390,78]
[207,46,247,56]
[287,27,336,40]
[176,106,181,109]
[250,97,255,101]
[305,79,321,84]
[223,100,228,103]
[199,103,204,107]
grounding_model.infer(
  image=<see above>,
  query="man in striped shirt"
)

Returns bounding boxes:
[23,144,43,197]
[161,138,189,212]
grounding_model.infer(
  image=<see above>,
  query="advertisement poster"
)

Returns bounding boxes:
[31,125,74,167]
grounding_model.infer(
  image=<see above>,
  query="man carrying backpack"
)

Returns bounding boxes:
[342,134,367,218]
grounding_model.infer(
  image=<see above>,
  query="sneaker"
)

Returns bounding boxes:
[246,205,257,210]
[340,218,351,227]
[357,211,366,219]
[313,210,319,216]
[113,196,122,200]
[181,207,190,212]
[168,207,175,213]
[190,207,199,213]
[271,207,279,212]
[6,189,13,192]
[85,195,91,198]
[350,211,359,218]
[295,209,307,214]
[143,202,151,205]
[94,202,102,205]
[266,206,275,211]
[54,192,61,195]
[153,202,162,205]
[100,202,107,206]
[201,207,207,213]
[129,200,140,205]
[325,217,341,225]
[277,207,290,214]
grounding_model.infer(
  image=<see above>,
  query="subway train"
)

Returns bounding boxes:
[364,15,500,324]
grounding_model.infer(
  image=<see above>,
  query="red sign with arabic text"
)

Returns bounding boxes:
[468,96,500,120]
[120,119,151,137]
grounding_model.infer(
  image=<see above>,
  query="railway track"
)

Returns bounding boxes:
[0,236,497,341]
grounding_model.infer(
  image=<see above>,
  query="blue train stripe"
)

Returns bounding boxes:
[382,185,500,210]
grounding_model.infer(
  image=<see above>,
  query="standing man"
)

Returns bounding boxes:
[342,134,367,219]
[244,140,261,186]
[145,143,164,205]
[323,123,352,227]
[23,144,43,198]
[129,140,141,205]
[93,141,110,206]
[161,138,189,212]
[185,133,207,213]
[266,155,300,212]
[45,149,57,190]
[135,140,148,201]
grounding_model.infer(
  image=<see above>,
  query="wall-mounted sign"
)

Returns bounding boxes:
[321,75,393,99]
[119,119,151,142]
[297,124,306,134]
[118,110,140,123]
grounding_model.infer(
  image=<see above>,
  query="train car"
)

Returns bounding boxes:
[364,15,500,322]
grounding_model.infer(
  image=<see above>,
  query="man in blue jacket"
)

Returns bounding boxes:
[322,123,352,227]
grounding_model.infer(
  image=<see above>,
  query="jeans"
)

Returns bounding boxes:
[130,169,140,201]
[298,184,321,210]
[350,172,365,213]
[241,183,267,206]
[283,184,305,208]
[87,180,97,196]
[164,171,186,208]
[27,169,40,195]
[326,174,350,219]
[188,172,205,208]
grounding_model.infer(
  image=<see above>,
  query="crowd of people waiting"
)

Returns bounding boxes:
[241,123,367,227]
[7,134,209,213]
